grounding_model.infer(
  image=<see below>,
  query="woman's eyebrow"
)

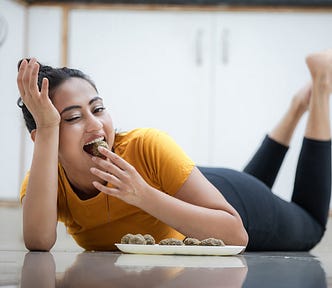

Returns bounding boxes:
[60,96,103,115]
[60,105,81,115]
[89,96,103,105]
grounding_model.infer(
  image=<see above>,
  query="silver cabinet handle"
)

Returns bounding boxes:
[220,28,230,65]
[195,29,203,66]
[0,14,8,47]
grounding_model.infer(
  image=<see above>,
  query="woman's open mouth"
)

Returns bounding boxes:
[83,137,109,158]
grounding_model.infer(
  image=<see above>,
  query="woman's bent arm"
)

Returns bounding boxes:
[92,149,248,246]
[18,59,61,251]
[140,168,248,246]
[23,126,59,251]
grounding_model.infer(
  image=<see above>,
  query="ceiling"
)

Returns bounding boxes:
[23,0,332,6]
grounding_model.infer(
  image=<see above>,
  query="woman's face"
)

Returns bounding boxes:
[52,77,115,191]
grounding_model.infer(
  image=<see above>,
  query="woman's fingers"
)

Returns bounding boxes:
[90,165,127,198]
[17,58,61,129]
[40,78,49,101]
[17,59,28,99]
[18,58,49,104]
[98,146,130,171]
[21,58,40,96]
[91,154,124,180]
[90,167,121,186]
[29,61,40,96]
[90,149,137,188]
[91,147,137,183]
[92,181,120,197]
[22,58,36,94]
[91,150,149,205]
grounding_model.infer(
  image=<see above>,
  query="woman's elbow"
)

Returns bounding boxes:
[231,217,249,247]
[237,227,249,247]
[24,234,56,251]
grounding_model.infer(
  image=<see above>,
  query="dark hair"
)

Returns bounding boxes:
[17,59,98,133]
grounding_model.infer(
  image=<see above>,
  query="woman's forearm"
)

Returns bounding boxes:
[139,187,248,246]
[23,126,59,251]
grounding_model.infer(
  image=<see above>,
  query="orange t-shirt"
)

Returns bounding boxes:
[20,128,195,251]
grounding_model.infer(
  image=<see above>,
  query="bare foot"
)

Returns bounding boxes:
[304,49,332,140]
[306,49,332,94]
[291,82,312,116]
[268,83,311,146]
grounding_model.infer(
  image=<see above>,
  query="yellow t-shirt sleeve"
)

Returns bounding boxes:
[141,129,195,196]
[19,171,30,203]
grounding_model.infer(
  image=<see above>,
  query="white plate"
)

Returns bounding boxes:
[115,254,246,268]
[115,244,245,256]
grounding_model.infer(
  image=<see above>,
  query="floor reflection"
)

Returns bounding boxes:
[243,252,327,288]
[21,252,248,288]
[19,251,327,288]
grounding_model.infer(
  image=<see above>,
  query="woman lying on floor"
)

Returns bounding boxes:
[17,49,331,251]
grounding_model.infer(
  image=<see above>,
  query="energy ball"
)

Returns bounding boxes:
[128,234,146,245]
[143,234,155,245]
[120,233,134,244]
[91,140,109,158]
[183,237,201,246]
[84,139,109,159]
[159,238,184,246]
[200,238,225,246]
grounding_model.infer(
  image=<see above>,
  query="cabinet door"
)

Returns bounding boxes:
[68,10,212,165]
[212,12,332,200]
[0,1,25,199]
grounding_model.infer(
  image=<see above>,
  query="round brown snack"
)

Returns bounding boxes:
[200,238,225,246]
[84,139,109,158]
[183,237,201,246]
[120,233,134,244]
[143,234,155,245]
[91,140,109,158]
[128,234,146,245]
[159,238,184,246]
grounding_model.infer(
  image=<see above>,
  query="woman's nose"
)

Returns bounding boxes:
[86,114,103,131]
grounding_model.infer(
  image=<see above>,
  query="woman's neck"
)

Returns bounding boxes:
[71,184,100,200]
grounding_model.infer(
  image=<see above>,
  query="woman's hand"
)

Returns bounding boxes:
[90,146,150,206]
[17,58,60,130]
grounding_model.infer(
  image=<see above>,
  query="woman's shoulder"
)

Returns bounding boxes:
[114,128,168,145]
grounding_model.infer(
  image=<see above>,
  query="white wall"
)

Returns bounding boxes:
[0,2,62,200]
[21,5,63,195]
[0,0,25,200]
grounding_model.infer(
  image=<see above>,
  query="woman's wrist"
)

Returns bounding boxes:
[36,120,60,130]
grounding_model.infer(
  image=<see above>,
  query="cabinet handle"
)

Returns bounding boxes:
[0,14,8,47]
[195,29,203,66]
[220,28,229,65]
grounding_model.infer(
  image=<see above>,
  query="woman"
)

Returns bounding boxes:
[17,49,331,251]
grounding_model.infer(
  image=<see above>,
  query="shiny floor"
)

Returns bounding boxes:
[1,206,332,287]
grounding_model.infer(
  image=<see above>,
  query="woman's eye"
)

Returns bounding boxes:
[64,116,80,122]
[94,107,106,113]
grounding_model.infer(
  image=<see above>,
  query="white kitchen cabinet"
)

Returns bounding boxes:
[0,0,25,200]
[68,10,213,165]
[212,12,332,200]
[68,9,332,203]
[0,4,66,200]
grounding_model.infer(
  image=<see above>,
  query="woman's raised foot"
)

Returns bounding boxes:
[291,82,312,116]
[306,49,332,94]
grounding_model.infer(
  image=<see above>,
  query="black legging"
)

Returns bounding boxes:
[199,136,331,251]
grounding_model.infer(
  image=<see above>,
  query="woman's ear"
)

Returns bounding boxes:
[30,130,36,142]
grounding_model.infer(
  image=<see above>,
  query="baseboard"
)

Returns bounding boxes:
[0,200,20,207]
[1,200,332,217]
